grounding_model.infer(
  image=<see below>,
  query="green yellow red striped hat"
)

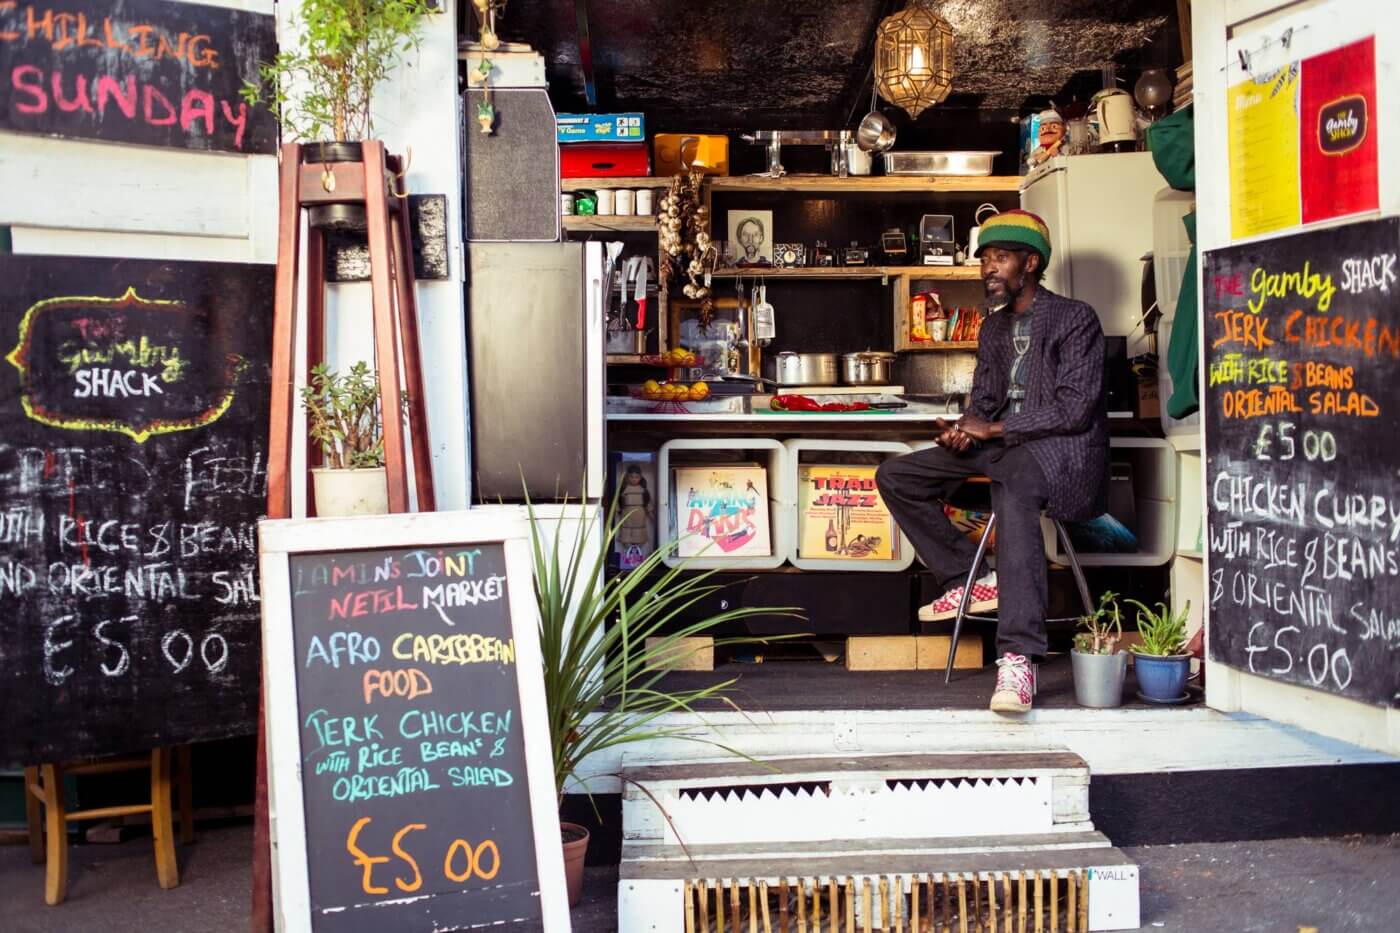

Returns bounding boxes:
[975,209,1052,266]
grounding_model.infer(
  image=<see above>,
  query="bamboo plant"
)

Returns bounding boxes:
[528,493,800,804]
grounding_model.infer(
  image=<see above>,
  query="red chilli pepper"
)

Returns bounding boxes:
[770,394,822,411]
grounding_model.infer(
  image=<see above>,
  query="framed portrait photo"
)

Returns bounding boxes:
[726,209,774,267]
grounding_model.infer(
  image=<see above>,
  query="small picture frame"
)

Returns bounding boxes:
[726,209,774,267]
[773,243,806,268]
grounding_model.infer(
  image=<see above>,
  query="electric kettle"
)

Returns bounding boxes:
[965,203,1000,265]
[1093,89,1137,149]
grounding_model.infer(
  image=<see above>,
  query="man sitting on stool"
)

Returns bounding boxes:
[876,210,1109,714]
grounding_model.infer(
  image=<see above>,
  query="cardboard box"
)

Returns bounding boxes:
[644,637,714,672]
[557,112,645,143]
[672,464,772,558]
[797,465,900,561]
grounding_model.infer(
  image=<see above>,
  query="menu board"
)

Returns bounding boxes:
[0,253,271,767]
[1203,216,1400,707]
[0,0,277,154]
[262,514,566,932]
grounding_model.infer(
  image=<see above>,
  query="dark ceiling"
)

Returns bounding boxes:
[487,0,1181,133]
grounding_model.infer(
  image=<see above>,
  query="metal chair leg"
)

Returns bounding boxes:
[945,512,996,684]
[1054,520,1095,616]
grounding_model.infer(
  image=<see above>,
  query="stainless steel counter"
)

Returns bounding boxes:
[607,393,961,423]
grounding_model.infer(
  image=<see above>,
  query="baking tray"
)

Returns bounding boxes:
[882,151,1000,176]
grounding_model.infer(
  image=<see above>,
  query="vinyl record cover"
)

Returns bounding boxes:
[797,465,899,560]
[673,464,771,558]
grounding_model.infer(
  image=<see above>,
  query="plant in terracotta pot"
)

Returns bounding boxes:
[1071,590,1128,708]
[527,495,798,907]
[1127,599,1193,703]
[301,361,401,516]
[240,0,435,229]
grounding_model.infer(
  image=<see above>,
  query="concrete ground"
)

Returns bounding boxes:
[1,825,1396,931]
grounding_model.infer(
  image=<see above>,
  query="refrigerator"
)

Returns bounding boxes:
[1019,152,1167,357]
[466,241,605,502]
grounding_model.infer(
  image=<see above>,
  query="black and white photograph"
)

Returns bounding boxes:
[726,209,774,266]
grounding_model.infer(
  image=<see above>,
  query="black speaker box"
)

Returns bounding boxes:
[462,88,560,242]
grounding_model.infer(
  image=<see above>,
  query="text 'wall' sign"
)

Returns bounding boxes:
[0,0,277,153]
[1204,216,1400,707]
[260,512,569,932]
[0,253,273,766]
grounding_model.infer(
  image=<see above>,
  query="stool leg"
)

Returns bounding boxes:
[176,745,195,845]
[24,766,43,864]
[40,763,68,905]
[946,513,997,684]
[151,748,179,889]
[1054,521,1095,616]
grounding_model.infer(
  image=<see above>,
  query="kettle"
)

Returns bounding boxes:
[1093,89,1137,148]
[964,203,999,265]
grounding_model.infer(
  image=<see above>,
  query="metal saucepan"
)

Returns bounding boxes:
[841,351,896,386]
[770,351,838,386]
[856,81,897,154]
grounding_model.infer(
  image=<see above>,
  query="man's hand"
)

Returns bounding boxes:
[956,413,1003,443]
[932,418,975,454]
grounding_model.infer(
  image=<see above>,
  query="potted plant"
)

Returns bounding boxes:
[302,361,396,516]
[1127,599,1193,702]
[1071,590,1128,708]
[240,0,435,230]
[527,495,798,906]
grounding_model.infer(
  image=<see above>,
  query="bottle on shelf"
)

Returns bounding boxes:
[824,518,839,553]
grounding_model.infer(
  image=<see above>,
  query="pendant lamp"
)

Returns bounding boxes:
[875,0,955,119]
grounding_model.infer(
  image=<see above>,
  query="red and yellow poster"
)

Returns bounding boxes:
[797,465,899,561]
[1300,37,1378,225]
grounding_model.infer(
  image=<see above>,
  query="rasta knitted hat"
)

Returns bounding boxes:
[974,209,1052,266]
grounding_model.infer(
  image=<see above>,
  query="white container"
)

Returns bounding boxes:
[658,439,793,570]
[783,439,915,573]
[615,189,635,215]
[561,193,576,215]
[312,467,388,517]
[596,189,615,215]
[636,189,654,215]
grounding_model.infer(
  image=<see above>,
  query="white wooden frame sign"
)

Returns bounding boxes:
[259,508,570,932]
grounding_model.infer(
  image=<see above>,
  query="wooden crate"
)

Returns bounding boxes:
[845,636,917,671]
[644,636,715,672]
[916,634,983,671]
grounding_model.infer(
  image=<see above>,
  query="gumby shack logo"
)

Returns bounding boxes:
[6,287,246,442]
[1318,94,1367,155]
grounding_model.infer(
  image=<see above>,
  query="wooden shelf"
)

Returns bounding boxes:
[606,354,647,364]
[708,175,1022,194]
[561,176,668,190]
[901,341,979,351]
[563,215,658,233]
[709,265,982,281]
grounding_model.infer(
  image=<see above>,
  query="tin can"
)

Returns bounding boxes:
[615,189,635,215]
[636,189,654,215]
[561,193,576,215]
[596,189,615,215]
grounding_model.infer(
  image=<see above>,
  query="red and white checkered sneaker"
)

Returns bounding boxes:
[917,573,998,622]
[990,652,1037,713]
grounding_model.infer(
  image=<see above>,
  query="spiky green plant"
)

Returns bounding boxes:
[1126,599,1191,657]
[528,493,801,804]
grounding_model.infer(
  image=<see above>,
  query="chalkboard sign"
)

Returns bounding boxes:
[260,511,569,932]
[1204,216,1400,708]
[0,253,273,766]
[0,0,277,154]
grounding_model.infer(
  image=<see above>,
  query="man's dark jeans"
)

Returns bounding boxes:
[875,441,1051,659]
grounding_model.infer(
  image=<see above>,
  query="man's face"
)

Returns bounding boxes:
[980,246,1038,305]
[739,221,763,256]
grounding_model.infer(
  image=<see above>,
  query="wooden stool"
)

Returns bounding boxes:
[23,747,186,905]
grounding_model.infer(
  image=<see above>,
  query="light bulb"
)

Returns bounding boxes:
[910,44,926,73]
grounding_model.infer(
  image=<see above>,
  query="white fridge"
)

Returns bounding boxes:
[1019,152,1168,357]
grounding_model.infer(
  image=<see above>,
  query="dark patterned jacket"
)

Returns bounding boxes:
[969,286,1110,521]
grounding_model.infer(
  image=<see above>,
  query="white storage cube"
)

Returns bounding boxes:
[658,438,792,570]
[784,439,915,572]
[1045,437,1177,567]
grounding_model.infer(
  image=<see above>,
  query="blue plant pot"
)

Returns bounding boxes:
[1134,653,1191,700]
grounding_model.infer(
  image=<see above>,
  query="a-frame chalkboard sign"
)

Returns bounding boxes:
[258,509,570,932]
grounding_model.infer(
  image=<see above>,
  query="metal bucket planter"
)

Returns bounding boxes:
[1071,649,1128,708]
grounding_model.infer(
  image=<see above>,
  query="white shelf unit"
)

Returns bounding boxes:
[1175,449,1204,558]
[1044,437,1177,567]
[658,438,793,570]
[1152,186,1203,446]
[782,439,916,572]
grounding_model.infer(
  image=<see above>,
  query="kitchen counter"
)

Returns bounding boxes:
[607,393,960,422]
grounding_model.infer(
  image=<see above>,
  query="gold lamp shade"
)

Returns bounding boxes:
[875,0,955,119]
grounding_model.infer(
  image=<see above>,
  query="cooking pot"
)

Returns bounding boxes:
[771,351,838,386]
[841,351,896,386]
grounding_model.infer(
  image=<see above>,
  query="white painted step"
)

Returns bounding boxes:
[623,751,1092,847]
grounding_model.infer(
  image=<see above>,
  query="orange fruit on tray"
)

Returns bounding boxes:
[688,381,710,401]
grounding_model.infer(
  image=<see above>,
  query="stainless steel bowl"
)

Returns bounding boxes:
[840,351,896,385]
[882,151,1001,176]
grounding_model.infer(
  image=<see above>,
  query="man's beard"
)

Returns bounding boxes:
[983,270,1027,308]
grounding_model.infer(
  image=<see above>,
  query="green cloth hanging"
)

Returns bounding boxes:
[1147,104,1195,191]
[1166,211,1199,419]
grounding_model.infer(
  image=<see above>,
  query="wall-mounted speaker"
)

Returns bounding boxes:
[462,88,560,242]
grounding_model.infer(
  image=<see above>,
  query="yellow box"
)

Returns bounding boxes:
[653,133,730,177]
[915,635,983,671]
[845,636,917,671]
